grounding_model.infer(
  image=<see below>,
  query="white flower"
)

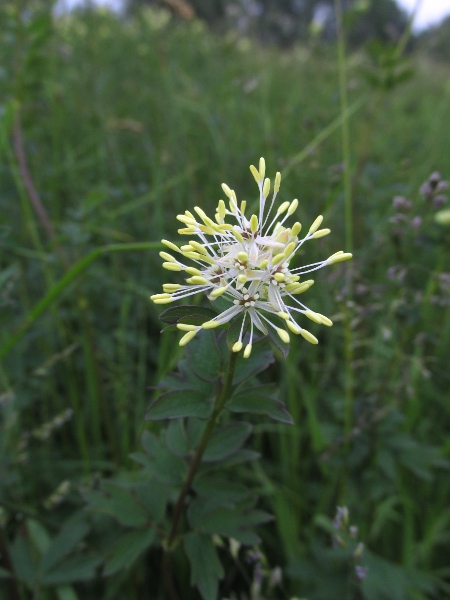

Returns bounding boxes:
[151,158,352,357]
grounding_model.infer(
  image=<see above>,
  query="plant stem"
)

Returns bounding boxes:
[163,349,238,599]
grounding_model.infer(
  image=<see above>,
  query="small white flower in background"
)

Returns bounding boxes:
[151,158,352,357]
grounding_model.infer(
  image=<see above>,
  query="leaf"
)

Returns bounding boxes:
[9,532,37,585]
[184,532,224,600]
[0,566,11,579]
[186,331,222,382]
[103,529,155,576]
[27,519,51,555]
[232,346,275,385]
[227,385,294,424]
[166,418,205,458]
[134,478,171,524]
[187,498,272,545]
[200,449,260,473]
[40,513,90,574]
[193,476,249,507]
[86,483,148,527]
[56,586,79,600]
[146,389,213,421]
[138,431,187,485]
[42,556,102,585]
[203,422,252,462]
[159,305,217,325]
[157,360,213,396]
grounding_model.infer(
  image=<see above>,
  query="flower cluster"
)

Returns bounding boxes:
[151,158,351,357]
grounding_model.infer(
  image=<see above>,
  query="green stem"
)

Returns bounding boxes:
[163,350,238,599]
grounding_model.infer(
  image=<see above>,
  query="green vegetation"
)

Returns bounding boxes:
[1,2,450,599]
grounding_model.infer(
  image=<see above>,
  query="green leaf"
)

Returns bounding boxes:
[200,448,260,473]
[9,533,37,585]
[233,346,275,385]
[159,305,217,325]
[166,418,205,458]
[203,422,252,462]
[138,431,187,485]
[41,513,90,574]
[228,385,294,424]
[184,532,224,600]
[134,478,171,524]
[188,499,272,545]
[146,389,213,420]
[27,519,51,555]
[56,586,79,600]
[42,556,102,585]
[186,331,222,382]
[193,476,249,507]
[103,529,155,576]
[86,483,148,527]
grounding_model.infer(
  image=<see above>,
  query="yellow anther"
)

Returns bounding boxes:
[259,157,266,180]
[276,328,290,344]
[181,245,193,252]
[202,320,220,329]
[291,280,314,294]
[288,199,299,215]
[309,215,323,234]
[178,227,196,235]
[232,341,243,353]
[284,241,296,257]
[176,324,198,331]
[317,313,333,327]
[198,226,215,235]
[312,228,331,239]
[221,183,232,197]
[218,199,226,220]
[231,228,244,243]
[243,344,252,358]
[304,310,322,324]
[237,251,248,262]
[250,164,261,183]
[229,197,238,214]
[285,283,299,292]
[150,293,171,300]
[271,252,285,266]
[182,251,202,260]
[286,320,302,335]
[163,284,181,292]
[263,178,271,198]
[300,329,318,345]
[250,214,259,233]
[159,251,177,262]
[237,274,248,284]
[179,330,198,346]
[185,267,202,276]
[194,206,208,221]
[277,311,290,320]
[277,201,290,215]
[198,254,215,264]
[162,239,181,253]
[327,252,353,264]
[291,222,302,236]
[176,214,197,225]
[189,240,208,255]
[274,171,281,193]
[210,286,227,298]
[274,273,285,282]
[240,200,246,214]
[152,298,174,304]
[163,262,182,271]
[185,210,196,219]
[258,259,269,269]
[291,275,300,282]
[189,276,209,285]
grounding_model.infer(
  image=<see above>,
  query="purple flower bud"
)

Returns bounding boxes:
[355,565,368,580]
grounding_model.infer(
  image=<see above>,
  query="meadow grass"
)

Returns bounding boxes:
[1,4,450,599]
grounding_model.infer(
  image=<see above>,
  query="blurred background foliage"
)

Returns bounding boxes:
[0,0,450,598]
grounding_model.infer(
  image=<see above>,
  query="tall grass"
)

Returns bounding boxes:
[1,3,450,599]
